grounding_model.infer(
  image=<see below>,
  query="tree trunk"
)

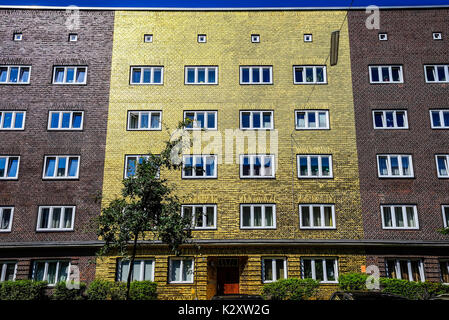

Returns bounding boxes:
[126,233,139,300]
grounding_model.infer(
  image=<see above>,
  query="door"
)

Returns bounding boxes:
[217,266,240,295]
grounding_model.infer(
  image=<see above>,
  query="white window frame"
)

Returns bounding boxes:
[184,111,217,130]
[47,111,84,130]
[0,207,14,232]
[197,34,207,43]
[304,34,313,42]
[240,110,274,130]
[433,32,443,40]
[36,206,75,231]
[130,66,164,85]
[261,257,287,283]
[42,155,80,179]
[184,66,218,85]
[182,155,217,179]
[181,205,217,229]
[386,259,425,282]
[127,111,162,131]
[0,156,20,180]
[240,66,273,84]
[251,34,260,43]
[295,110,329,130]
[168,258,194,284]
[68,34,78,42]
[0,111,26,130]
[369,65,404,83]
[378,33,388,41]
[116,259,155,282]
[301,258,339,283]
[32,260,71,286]
[372,110,408,129]
[440,260,449,284]
[0,65,31,84]
[144,34,153,43]
[377,154,414,178]
[424,65,449,83]
[52,66,87,85]
[0,261,17,282]
[299,204,336,229]
[124,155,156,178]
[240,204,276,229]
[297,155,333,178]
[13,33,22,41]
[430,110,449,129]
[436,155,449,178]
[381,205,419,230]
[293,66,327,84]
[240,154,275,178]
[442,205,449,228]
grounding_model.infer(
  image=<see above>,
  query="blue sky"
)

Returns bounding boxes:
[0,0,448,8]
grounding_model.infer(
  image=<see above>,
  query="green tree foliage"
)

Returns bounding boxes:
[261,278,320,300]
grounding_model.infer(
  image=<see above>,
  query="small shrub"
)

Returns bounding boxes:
[109,282,126,300]
[129,281,158,300]
[86,279,113,300]
[0,280,48,300]
[379,278,427,300]
[261,278,319,300]
[52,281,86,300]
[338,273,368,291]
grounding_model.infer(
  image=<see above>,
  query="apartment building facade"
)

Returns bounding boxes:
[0,9,114,284]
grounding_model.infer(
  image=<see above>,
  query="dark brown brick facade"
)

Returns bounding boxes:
[348,9,449,280]
[0,9,114,281]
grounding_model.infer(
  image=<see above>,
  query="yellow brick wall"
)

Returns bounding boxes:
[97,10,365,299]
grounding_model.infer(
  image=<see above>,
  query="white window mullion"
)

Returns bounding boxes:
[391,206,397,228]
[311,259,316,280]
[43,262,49,281]
[322,259,328,282]
[407,260,414,281]
[250,205,254,228]
[272,259,276,281]
[396,261,401,279]
[1,264,6,281]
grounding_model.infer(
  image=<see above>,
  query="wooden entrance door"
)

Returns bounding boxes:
[217,266,240,295]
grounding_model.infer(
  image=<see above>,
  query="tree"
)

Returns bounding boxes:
[95,122,193,300]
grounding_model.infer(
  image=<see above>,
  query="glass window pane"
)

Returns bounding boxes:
[63,208,73,228]
[313,206,321,226]
[0,67,7,82]
[299,157,308,176]
[207,112,215,129]
[379,157,388,175]
[1,209,11,229]
[0,158,5,177]
[297,112,305,128]
[3,112,12,128]
[183,156,192,176]
[242,206,251,227]
[295,67,304,83]
[57,157,67,176]
[34,262,46,281]
[252,68,260,83]
[119,261,130,282]
[151,113,160,129]
[143,69,151,83]
[371,67,379,82]
[443,111,449,127]
[326,259,336,281]
[196,112,204,128]
[14,112,24,129]
[406,207,416,228]
[308,112,316,128]
[19,67,29,82]
[426,66,436,81]
[316,67,324,82]
[57,262,69,282]
[310,157,319,176]
[305,68,314,82]
[61,113,71,128]
[68,157,78,177]
[51,208,61,228]
[276,259,285,280]
[303,260,312,279]
[374,112,383,127]
[5,263,16,281]
[195,156,204,176]
[72,112,82,128]
[264,259,273,281]
[264,157,272,176]
[386,112,394,127]
[144,261,154,280]
[205,156,215,176]
[66,68,75,83]
[262,112,271,128]
[242,68,250,83]
[9,67,19,82]
[438,156,448,176]
[437,66,446,81]
[206,207,214,227]
[170,260,181,282]
[253,156,261,176]
[50,113,60,128]
[40,208,50,229]
[324,206,333,226]
[183,260,193,282]
[386,260,397,278]
[242,112,250,128]
[153,69,162,83]
[242,156,250,176]
[401,156,410,176]
[126,157,137,177]
[395,207,404,227]
[198,68,205,83]
[390,156,399,175]
[383,207,392,227]
[45,158,56,177]
[400,261,409,280]
[133,260,141,281]
[315,260,324,281]
[301,206,310,226]
[264,206,273,227]
[262,68,270,83]
[432,111,441,127]
[208,69,215,83]
[7,158,18,177]
[391,67,401,82]
[396,112,405,127]
[55,68,65,83]
[254,206,262,227]
[321,157,330,176]
[47,262,57,284]
[140,113,149,129]
[381,67,390,82]
[76,68,86,83]
[132,69,141,83]
[318,112,327,127]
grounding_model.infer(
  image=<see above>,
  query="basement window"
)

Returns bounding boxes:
[304,34,312,42]
[197,34,206,43]
[251,34,260,43]
[433,32,442,40]
[68,34,78,42]
[13,33,22,41]
[144,34,153,43]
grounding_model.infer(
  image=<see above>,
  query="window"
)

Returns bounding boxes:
[441,260,449,284]
[302,258,338,283]
[144,34,153,43]
[0,207,14,232]
[378,33,388,41]
[297,155,333,178]
[43,156,80,179]
[53,66,87,84]
[433,32,443,40]
[295,110,329,129]
[443,205,449,228]
[32,261,70,286]
[293,66,326,84]
[0,156,20,179]
[0,262,16,281]
[373,110,408,129]
[185,66,217,84]
[37,206,75,231]
[377,154,413,178]
[299,204,335,229]
[0,111,25,130]
[13,33,22,41]
[240,204,276,229]
[182,155,217,178]
[430,110,449,129]
[125,155,160,178]
[240,66,272,84]
[197,34,207,43]
[130,66,163,85]
[184,111,216,130]
[0,65,30,84]
[251,34,260,43]
[182,205,216,229]
[425,65,449,83]
[240,155,275,178]
[116,259,154,282]
[169,258,194,283]
[127,111,161,130]
[304,34,312,42]
[369,65,403,83]
[381,205,419,229]
[240,111,273,130]
[262,258,287,283]
[436,155,449,178]
[48,111,83,130]
[68,34,78,42]
[386,259,425,282]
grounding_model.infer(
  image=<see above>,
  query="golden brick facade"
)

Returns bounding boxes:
[97,10,366,299]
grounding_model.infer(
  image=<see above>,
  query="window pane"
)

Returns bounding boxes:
[208,69,215,83]
[316,67,324,82]
[242,156,250,176]
[140,113,149,129]
[5,263,15,281]
[264,206,273,227]
[206,207,214,227]
[390,156,399,175]
[197,68,205,83]
[47,262,57,284]
[19,67,30,83]
[45,157,56,177]
[264,157,272,176]
[153,69,162,83]
[396,112,405,127]
[324,206,333,226]
[170,260,181,282]
[133,260,141,281]
[310,157,319,176]
[51,208,61,228]
[426,66,436,81]
[183,206,193,224]
[143,69,151,83]
[196,112,204,128]
[371,67,379,82]
[438,156,448,176]
[410,261,421,282]
[383,207,392,227]
[254,206,262,227]
[321,157,330,176]
[443,111,449,126]
[406,207,416,228]
[64,208,73,228]
[379,157,388,175]
[72,112,82,128]
[386,112,394,127]
[34,262,46,281]
[144,261,154,281]
[395,207,404,227]
[252,112,260,128]
[308,112,316,128]
[318,112,327,127]
[387,260,397,278]
[253,156,261,176]
[3,112,12,128]
[13,112,23,129]
[401,156,410,176]
[326,259,335,281]
[66,68,75,83]
[62,113,71,128]
[1,209,11,229]
[301,207,310,226]
[297,112,305,128]
[183,260,193,282]
[242,112,250,128]
[381,67,390,82]
[437,66,446,81]
[432,111,441,127]
[313,206,321,226]
[183,157,192,176]
[262,68,270,83]
[76,68,86,83]
[242,206,251,227]
[299,157,308,176]
[391,67,400,81]
[205,156,215,176]
[400,261,409,280]
[242,68,250,83]
[207,112,215,129]
[68,157,78,177]
[50,113,60,128]
[295,67,304,83]
[305,68,314,82]
[132,69,141,83]
[7,158,18,177]
[303,260,312,278]
[264,259,273,281]
[374,112,383,127]
[0,158,5,177]
[0,67,7,82]
[151,113,160,129]
[276,259,285,280]
[126,157,137,177]
[119,261,129,282]
[57,157,67,176]
[315,260,324,281]
[195,156,204,176]
[9,67,18,82]
[252,68,260,82]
